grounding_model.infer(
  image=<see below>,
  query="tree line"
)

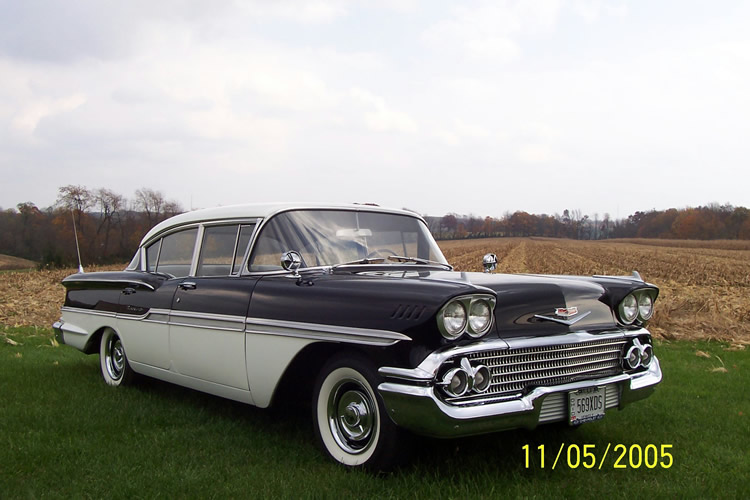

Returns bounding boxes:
[426,204,750,241]
[0,185,182,268]
[2,187,749,268]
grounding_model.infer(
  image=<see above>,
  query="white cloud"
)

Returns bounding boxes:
[0,1,749,217]
[11,94,87,136]
[350,88,418,134]
[421,0,561,61]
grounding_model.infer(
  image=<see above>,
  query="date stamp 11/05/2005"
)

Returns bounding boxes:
[522,444,674,470]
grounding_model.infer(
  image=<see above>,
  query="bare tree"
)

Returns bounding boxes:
[95,188,125,257]
[134,188,166,226]
[56,185,93,232]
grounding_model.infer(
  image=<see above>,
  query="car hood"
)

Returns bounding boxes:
[355,269,651,338]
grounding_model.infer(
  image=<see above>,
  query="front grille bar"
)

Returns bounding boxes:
[443,337,627,406]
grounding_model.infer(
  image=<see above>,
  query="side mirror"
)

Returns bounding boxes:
[482,253,497,273]
[281,250,302,276]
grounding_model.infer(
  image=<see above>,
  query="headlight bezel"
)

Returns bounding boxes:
[618,293,638,325]
[437,294,496,340]
[636,292,655,321]
[617,288,657,326]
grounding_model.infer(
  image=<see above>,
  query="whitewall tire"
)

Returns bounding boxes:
[313,354,406,470]
[99,328,135,386]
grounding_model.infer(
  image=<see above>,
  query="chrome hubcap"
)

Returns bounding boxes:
[106,335,124,380]
[327,379,376,454]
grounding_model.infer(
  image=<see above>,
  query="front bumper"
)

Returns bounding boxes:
[377,330,662,438]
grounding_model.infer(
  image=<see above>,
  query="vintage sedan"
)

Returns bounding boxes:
[54,203,661,469]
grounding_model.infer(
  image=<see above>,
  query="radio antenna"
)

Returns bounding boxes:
[71,209,84,273]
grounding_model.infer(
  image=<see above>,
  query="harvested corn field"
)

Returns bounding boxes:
[441,237,750,343]
[1,238,748,343]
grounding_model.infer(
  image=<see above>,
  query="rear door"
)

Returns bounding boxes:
[116,228,197,369]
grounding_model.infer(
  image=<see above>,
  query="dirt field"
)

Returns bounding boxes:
[1,238,748,343]
[441,237,750,343]
[0,254,36,271]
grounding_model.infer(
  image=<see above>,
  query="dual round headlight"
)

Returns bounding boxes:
[438,295,496,340]
[440,359,491,397]
[624,339,654,370]
[618,290,656,325]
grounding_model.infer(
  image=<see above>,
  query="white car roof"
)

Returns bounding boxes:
[140,202,422,246]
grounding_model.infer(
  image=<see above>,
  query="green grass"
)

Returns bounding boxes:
[1,325,747,499]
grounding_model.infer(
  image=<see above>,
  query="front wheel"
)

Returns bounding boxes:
[99,328,135,386]
[312,354,406,470]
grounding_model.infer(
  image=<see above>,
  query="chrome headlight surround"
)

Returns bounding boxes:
[623,337,654,371]
[437,294,496,340]
[618,289,657,325]
[438,357,492,397]
[635,290,655,322]
[617,293,638,325]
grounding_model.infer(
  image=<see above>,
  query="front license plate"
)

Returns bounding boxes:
[569,386,605,426]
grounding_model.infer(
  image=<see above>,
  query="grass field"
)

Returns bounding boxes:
[1,326,747,498]
[1,238,749,497]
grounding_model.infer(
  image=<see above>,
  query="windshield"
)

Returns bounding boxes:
[248,209,447,271]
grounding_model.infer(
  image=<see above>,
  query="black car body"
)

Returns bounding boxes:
[54,203,662,469]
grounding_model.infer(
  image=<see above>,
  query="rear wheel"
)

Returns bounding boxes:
[99,328,135,386]
[312,354,406,470]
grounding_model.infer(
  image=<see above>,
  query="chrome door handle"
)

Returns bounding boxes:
[179,282,197,290]
[122,287,136,295]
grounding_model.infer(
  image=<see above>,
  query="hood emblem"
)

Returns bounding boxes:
[554,307,578,318]
[534,306,591,326]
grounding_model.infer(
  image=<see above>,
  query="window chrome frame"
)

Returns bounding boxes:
[135,218,261,278]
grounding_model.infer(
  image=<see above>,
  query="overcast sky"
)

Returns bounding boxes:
[1,0,748,219]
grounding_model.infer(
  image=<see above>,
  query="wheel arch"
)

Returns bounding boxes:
[83,326,112,354]
[270,342,382,409]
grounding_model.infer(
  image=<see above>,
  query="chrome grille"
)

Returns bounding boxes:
[444,338,627,406]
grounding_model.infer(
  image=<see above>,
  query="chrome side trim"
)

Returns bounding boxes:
[245,317,411,346]
[61,277,156,291]
[169,310,246,332]
[534,310,592,326]
[61,306,117,318]
[119,308,170,324]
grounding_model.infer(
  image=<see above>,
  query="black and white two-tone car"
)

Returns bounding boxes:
[54,203,662,469]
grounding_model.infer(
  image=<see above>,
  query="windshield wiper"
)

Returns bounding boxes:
[332,255,452,271]
[331,257,387,269]
[386,255,453,269]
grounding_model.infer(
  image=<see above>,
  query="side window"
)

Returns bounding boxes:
[156,228,198,278]
[146,240,161,272]
[232,224,255,274]
[197,225,239,277]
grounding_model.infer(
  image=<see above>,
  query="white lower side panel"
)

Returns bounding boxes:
[117,317,170,369]
[170,324,249,390]
[245,333,314,408]
[130,361,255,405]
[59,310,112,351]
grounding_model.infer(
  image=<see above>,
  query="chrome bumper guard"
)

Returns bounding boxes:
[52,321,66,345]
[377,330,662,438]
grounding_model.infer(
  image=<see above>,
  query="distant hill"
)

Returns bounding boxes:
[0,254,36,271]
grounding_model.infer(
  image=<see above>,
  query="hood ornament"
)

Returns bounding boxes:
[482,253,497,273]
